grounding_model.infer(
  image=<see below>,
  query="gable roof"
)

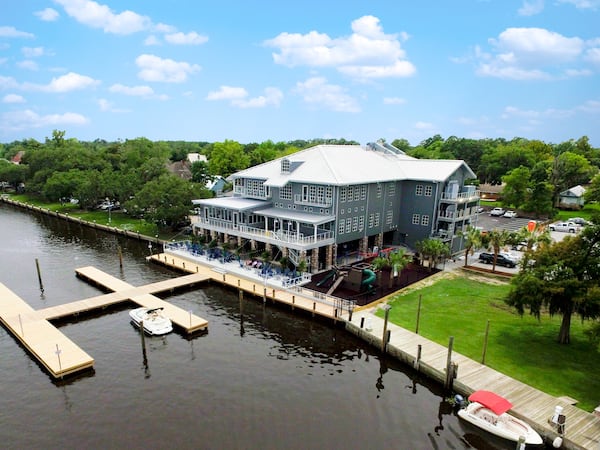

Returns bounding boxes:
[230,144,474,186]
[560,185,586,197]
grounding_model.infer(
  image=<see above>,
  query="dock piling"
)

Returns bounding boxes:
[35,258,44,293]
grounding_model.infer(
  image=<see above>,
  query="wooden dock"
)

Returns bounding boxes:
[148,252,349,322]
[348,310,600,450]
[0,283,95,378]
[0,267,210,380]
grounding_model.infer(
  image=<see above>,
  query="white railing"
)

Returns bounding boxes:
[441,190,480,202]
[191,216,335,247]
[293,194,333,207]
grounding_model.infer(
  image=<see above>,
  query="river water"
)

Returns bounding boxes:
[0,204,508,450]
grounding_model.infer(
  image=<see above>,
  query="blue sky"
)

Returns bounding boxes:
[1,0,599,146]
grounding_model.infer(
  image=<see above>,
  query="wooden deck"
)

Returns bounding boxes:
[348,310,600,450]
[0,267,210,379]
[0,283,95,378]
[148,252,347,322]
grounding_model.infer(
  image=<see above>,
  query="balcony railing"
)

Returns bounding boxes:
[293,194,333,208]
[440,190,480,203]
[191,216,335,248]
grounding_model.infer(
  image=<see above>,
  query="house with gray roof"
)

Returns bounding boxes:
[191,142,479,272]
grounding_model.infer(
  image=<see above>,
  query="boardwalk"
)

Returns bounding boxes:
[348,309,600,450]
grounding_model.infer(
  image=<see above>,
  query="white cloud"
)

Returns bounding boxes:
[414,121,434,130]
[264,15,416,79]
[109,83,154,96]
[475,27,586,79]
[558,0,600,9]
[518,0,544,16]
[584,47,600,65]
[0,26,34,39]
[206,86,248,101]
[0,76,19,89]
[144,35,160,46]
[294,77,360,112]
[383,97,406,105]
[136,54,200,83]
[54,0,151,35]
[35,8,60,21]
[2,94,26,104]
[22,47,46,58]
[45,72,100,92]
[1,109,88,132]
[164,31,208,45]
[17,60,39,71]
[97,98,129,112]
[206,86,283,108]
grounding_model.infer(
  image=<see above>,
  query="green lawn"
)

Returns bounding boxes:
[375,272,599,412]
[7,194,171,239]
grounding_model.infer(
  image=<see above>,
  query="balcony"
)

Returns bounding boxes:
[191,216,335,250]
[293,194,333,208]
[440,189,480,203]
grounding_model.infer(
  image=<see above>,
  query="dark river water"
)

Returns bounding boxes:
[0,204,512,450]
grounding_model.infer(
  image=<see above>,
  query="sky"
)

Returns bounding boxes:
[1,0,599,147]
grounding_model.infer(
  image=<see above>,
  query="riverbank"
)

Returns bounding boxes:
[2,195,598,449]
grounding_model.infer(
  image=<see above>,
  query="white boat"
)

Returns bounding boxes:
[457,390,543,446]
[129,307,173,336]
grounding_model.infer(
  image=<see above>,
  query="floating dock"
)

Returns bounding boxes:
[0,267,210,379]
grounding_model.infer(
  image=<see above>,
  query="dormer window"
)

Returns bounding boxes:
[281,158,290,173]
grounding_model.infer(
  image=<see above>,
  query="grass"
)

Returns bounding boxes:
[6,194,178,240]
[375,272,600,412]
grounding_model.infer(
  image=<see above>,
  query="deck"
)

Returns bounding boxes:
[0,267,210,380]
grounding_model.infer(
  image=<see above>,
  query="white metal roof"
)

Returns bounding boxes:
[192,196,268,211]
[232,144,474,186]
[254,206,335,225]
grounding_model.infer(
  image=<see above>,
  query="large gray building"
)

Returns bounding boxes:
[191,142,479,272]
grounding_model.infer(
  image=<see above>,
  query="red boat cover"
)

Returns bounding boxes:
[468,390,513,415]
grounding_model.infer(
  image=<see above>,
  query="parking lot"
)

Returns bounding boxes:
[464,210,580,272]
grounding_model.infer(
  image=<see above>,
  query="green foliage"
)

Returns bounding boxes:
[208,140,250,178]
[378,274,599,412]
[415,238,450,271]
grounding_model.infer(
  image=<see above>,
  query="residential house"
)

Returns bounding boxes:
[558,185,586,209]
[191,142,478,272]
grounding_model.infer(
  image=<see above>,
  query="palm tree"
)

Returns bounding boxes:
[515,224,552,267]
[486,229,513,272]
[416,238,451,272]
[458,225,483,267]
[389,248,412,287]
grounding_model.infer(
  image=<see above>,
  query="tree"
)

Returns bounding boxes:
[415,238,450,271]
[514,223,552,267]
[550,151,597,206]
[208,140,250,178]
[388,248,412,286]
[485,229,514,272]
[501,166,531,209]
[585,172,600,204]
[458,226,483,267]
[190,160,213,185]
[506,224,600,344]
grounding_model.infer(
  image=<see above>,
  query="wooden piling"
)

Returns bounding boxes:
[415,294,422,334]
[381,305,391,353]
[481,319,490,365]
[444,336,454,390]
[35,258,44,292]
[118,246,123,269]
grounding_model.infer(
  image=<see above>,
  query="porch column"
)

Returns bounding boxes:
[326,244,334,269]
[313,224,317,243]
[224,233,229,244]
[250,239,257,251]
[332,244,338,265]
[359,236,368,257]
[237,236,242,247]
[311,248,319,273]
[266,243,272,254]
[281,247,288,258]
[210,230,217,241]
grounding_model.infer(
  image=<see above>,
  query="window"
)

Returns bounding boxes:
[340,187,347,202]
[368,213,374,227]
[376,184,382,198]
[353,186,360,201]
[421,215,429,226]
[345,218,352,233]
[361,186,367,200]
[424,185,433,196]
[280,184,292,200]
[281,158,290,173]
[359,216,364,231]
[388,183,396,196]
[352,217,358,232]
[386,210,393,224]
[412,214,420,225]
[415,185,423,196]
[340,208,344,215]
[338,222,345,234]
[374,213,380,227]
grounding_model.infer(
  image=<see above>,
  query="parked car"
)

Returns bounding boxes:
[476,206,484,213]
[489,207,505,217]
[478,252,517,268]
[503,210,517,218]
[549,221,580,233]
[567,217,587,226]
